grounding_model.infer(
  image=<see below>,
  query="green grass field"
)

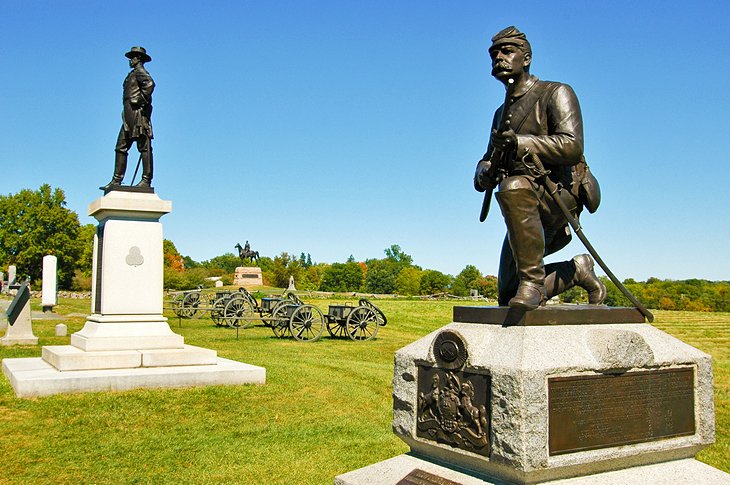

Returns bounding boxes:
[0,296,727,484]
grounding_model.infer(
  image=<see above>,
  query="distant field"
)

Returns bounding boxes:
[0,296,727,483]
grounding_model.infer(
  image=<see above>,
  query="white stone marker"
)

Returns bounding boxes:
[55,324,67,337]
[2,190,265,397]
[7,266,16,286]
[42,255,58,312]
[1,282,38,346]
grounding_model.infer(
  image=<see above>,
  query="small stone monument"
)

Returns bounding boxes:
[7,265,17,287]
[1,282,38,346]
[55,324,68,337]
[288,275,296,291]
[42,255,58,312]
[234,266,263,287]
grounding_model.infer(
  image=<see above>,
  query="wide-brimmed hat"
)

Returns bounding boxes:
[125,46,152,63]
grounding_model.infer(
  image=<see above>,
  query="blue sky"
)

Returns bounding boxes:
[1,1,729,281]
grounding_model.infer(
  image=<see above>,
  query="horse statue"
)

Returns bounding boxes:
[235,241,260,264]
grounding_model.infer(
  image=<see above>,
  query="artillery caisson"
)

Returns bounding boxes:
[325,298,387,341]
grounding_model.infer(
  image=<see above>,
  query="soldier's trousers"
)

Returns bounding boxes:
[114,127,153,181]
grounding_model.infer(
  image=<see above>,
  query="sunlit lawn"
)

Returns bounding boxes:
[0,295,727,483]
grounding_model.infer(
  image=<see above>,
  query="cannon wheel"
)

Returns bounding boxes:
[326,316,348,338]
[289,304,324,342]
[270,303,291,338]
[359,298,387,326]
[210,296,228,327]
[265,300,288,327]
[285,291,304,306]
[239,287,259,308]
[224,296,255,328]
[171,293,186,317]
[347,306,379,341]
[182,291,202,318]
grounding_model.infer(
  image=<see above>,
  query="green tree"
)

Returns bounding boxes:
[76,223,96,276]
[0,184,83,289]
[474,275,499,300]
[419,270,452,295]
[451,265,482,296]
[384,244,413,266]
[364,245,418,294]
[202,253,240,274]
[319,262,364,292]
[364,259,399,294]
[395,267,422,295]
[272,252,303,288]
[182,255,200,269]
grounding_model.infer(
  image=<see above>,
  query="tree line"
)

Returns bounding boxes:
[163,241,499,298]
[1,185,728,312]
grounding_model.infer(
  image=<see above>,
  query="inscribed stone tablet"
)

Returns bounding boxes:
[396,469,463,485]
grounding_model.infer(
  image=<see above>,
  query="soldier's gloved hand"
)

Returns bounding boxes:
[490,128,517,151]
[474,159,493,192]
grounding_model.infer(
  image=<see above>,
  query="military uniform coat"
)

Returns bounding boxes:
[484,75,584,189]
[121,64,155,139]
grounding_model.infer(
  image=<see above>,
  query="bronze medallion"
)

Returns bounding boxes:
[433,330,468,370]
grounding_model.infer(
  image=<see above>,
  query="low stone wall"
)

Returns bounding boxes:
[27,290,91,299]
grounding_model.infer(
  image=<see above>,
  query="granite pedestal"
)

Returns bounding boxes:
[2,190,265,398]
[234,266,263,287]
[336,306,728,484]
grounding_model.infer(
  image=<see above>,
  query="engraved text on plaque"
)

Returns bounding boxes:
[548,368,695,455]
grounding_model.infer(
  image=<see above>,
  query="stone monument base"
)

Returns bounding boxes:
[3,317,266,398]
[3,355,265,398]
[234,266,263,287]
[335,454,730,484]
[338,306,728,484]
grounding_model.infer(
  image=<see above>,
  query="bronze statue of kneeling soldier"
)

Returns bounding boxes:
[474,26,606,310]
[101,46,156,191]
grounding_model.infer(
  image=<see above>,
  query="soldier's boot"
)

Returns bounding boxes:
[496,188,546,310]
[136,149,153,188]
[545,254,606,304]
[99,152,127,191]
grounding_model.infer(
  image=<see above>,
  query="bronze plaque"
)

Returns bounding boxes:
[396,469,463,485]
[549,368,695,455]
[416,366,490,457]
[453,305,645,326]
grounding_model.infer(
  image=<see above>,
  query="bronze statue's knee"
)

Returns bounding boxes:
[499,176,532,192]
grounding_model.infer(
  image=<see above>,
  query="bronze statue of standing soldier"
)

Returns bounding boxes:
[474,27,606,310]
[101,46,155,191]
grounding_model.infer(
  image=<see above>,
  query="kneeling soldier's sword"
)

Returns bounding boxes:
[526,152,654,322]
